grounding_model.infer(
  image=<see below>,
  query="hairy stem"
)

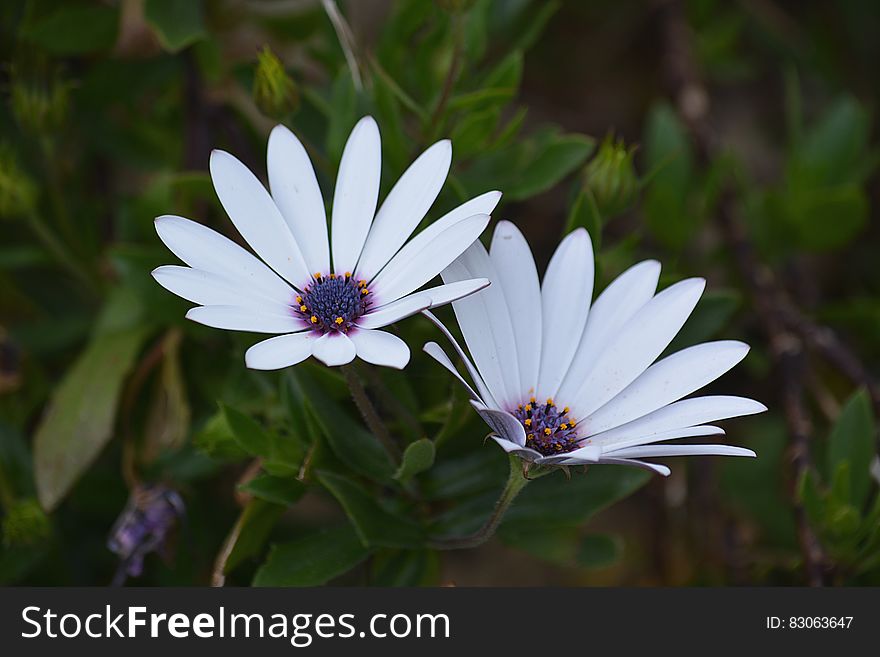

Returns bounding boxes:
[341,364,401,462]
[429,455,529,550]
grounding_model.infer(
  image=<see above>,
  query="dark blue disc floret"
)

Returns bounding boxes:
[293,272,371,333]
[512,397,582,456]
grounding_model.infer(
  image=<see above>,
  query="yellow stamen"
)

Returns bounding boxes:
[296,295,302,304]
[563,406,570,413]
[529,396,536,403]
[345,271,351,278]
[524,418,532,427]
[358,279,367,287]
[361,288,369,295]
[543,428,552,436]
[546,397,554,406]
[300,305,308,312]
[314,272,322,279]
[334,317,344,325]
[310,315,318,324]
[524,404,532,412]
[560,423,569,430]
[329,273,336,279]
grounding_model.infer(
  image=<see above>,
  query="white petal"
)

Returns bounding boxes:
[589,458,671,477]
[471,400,526,446]
[422,278,490,308]
[557,260,660,403]
[331,116,381,273]
[569,278,706,419]
[422,310,497,407]
[440,250,519,407]
[356,140,452,279]
[154,215,294,300]
[186,306,307,334]
[450,242,522,401]
[357,293,433,329]
[152,265,290,313]
[492,436,542,461]
[582,340,750,436]
[423,342,481,401]
[348,329,410,369]
[536,444,601,465]
[311,331,356,366]
[605,444,756,459]
[366,189,499,287]
[245,332,317,370]
[370,213,491,305]
[489,220,542,398]
[267,124,330,275]
[587,396,767,449]
[210,150,311,287]
[595,425,725,453]
[537,228,594,399]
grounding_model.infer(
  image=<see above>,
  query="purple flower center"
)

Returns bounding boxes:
[512,397,581,456]
[294,272,371,333]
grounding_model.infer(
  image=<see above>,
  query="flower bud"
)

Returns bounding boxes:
[2,498,51,547]
[253,46,299,119]
[584,134,638,217]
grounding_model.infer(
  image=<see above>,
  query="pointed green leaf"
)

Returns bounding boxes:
[34,328,148,511]
[253,525,373,587]
[221,404,272,457]
[144,0,206,53]
[224,499,287,576]
[239,474,306,507]
[317,471,424,548]
[828,389,875,508]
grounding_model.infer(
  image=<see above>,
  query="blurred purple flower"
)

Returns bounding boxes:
[108,484,184,584]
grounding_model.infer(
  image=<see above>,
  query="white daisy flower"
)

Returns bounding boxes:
[423,220,766,476]
[152,116,500,370]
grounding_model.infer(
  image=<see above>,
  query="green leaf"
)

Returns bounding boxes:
[297,373,395,484]
[144,0,206,53]
[221,404,272,457]
[371,549,440,586]
[239,474,306,506]
[317,471,424,548]
[224,499,287,576]
[785,184,869,251]
[794,97,872,187]
[577,533,622,569]
[508,133,594,200]
[828,389,876,508]
[253,525,372,587]
[394,438,436,482]
[500,466,649,532]
[33,328,148,511]
[21,6,119,55]
[643,102,697,249]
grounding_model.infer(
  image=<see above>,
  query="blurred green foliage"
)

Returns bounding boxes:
[0,0,878,586]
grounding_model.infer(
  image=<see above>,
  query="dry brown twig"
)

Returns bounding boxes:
[652,0,844,585]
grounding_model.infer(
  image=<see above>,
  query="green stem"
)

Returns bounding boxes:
[341,364,401,463]
[429,455,529,550]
